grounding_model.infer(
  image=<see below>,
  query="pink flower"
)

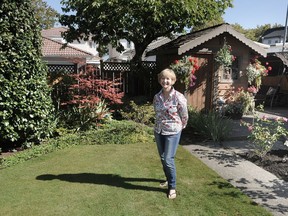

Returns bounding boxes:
[247,86,258,94]
[248,125,253,131]
[268,66,272,71]
[282,117,288,122]
[262,115,268,121]
[275,117,281,121]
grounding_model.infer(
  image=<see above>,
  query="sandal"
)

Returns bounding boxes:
[168,189,176,199]
[159,181,168,188]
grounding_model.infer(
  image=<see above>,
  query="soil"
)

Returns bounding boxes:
[239,149,288,182]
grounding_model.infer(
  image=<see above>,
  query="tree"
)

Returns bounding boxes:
[59,0,233,62]
[231,23,283,42]
[192,15,225,32]
[32,0,59,29]
[0,0,56,149]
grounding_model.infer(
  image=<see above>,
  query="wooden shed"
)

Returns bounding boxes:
[147,23,267,111]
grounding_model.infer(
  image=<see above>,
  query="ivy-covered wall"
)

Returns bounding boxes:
[0,0,56,149]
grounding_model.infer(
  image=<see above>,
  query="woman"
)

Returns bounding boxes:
[153,68,188,199]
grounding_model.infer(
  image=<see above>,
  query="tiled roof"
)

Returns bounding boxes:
[147,23,267,57]
[41,27,68,37]
[42,36,93,57]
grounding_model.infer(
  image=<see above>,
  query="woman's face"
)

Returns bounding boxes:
[160,75,174,90]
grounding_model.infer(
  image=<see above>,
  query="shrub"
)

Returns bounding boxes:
[224,102,244,119]
[241,113,288,158]
[0,0,56,149]
[119,100,155,126]
[187,107,232,142]
[60,65,124,130]
[82,120,154,145]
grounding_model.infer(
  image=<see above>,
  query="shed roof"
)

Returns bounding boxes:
[275,52,288,67]
[146,23,267,57]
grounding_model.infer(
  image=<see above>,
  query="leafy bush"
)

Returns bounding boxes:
[0,0,56,149]
[119,99,155,126]
[187,107,232,142]
[241,113,288,158]
[82,120,154,145]
[223,87,254,116]
[58,100,112,131]
[224,102,244,119]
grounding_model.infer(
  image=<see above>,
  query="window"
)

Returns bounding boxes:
[221,56,239,82]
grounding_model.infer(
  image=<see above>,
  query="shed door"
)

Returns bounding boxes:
[187,55,213,111]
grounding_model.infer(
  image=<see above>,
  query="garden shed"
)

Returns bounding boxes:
[147,23,267,111]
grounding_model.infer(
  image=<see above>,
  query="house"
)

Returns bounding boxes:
[106,37,172,62]
[260,26,287,48]
[41,27,101,73]
[147,23,268,111]
[257,26,288,106]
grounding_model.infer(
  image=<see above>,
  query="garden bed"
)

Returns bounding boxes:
[239,149,288,182]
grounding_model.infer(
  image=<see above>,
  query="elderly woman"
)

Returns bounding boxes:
[153,68,188,199]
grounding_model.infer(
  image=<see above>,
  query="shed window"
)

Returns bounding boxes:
[220,56,239,82]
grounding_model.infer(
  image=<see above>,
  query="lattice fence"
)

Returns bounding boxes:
[47,64,77,74]
[100,61,157,98]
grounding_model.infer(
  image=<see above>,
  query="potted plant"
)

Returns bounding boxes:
[224,102,244,119]
[170,55,200,92]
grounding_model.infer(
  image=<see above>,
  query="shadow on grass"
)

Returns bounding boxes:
[36,173,166,193]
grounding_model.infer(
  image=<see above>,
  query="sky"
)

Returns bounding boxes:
[46,0,288,29]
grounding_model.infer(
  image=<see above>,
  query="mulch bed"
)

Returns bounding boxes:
[239,149,288,182]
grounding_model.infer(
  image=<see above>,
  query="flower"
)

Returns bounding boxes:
[247,85,258,94]
[223,87,255,115]
[241,113,288,158]
[215,38,235,67]
[170,55,200,91]
[246,57,270,89]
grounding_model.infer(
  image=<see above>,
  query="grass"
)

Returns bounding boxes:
[0,142,272,216]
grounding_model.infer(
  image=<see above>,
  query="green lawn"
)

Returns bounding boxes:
[0,142,271,216]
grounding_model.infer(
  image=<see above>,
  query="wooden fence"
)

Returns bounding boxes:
[100,60,158,99]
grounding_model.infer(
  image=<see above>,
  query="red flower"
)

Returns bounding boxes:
[174,60,179,64]
[188,57,193,63]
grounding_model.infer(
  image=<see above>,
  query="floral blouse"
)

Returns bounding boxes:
[153,88,188,135]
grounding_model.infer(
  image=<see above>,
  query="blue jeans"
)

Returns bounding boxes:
[154,131,181,189]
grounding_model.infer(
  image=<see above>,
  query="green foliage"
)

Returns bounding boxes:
[32,0,59,29]
[187,107,232,142]
[48,69,75,112]
[224,102,244,119]
[59,100,112,131]
[82,120,154,145]
[0,120,153,169]
[241,113,288,158]
[215,38,235,67]
[119,100,155,126]
[0,0,56,149]
[223,87,255,116]
[231,23,282,41]
[60,0,233,61]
